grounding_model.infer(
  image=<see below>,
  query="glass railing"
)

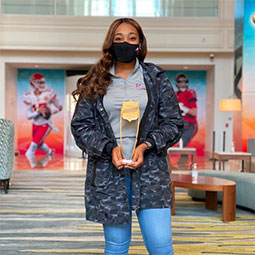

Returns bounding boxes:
[0,0,218,17]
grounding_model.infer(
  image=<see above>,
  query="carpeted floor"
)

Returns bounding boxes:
[0,169,254,255]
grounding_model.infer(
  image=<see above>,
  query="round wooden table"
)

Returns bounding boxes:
[170,173,236,222]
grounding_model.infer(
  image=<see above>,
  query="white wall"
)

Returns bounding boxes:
[0,52,5,118]
[0,14,233,52]
[206,67,215,156]
[5,64,18,149]
[214,54,235,152]
[65,75,84,157]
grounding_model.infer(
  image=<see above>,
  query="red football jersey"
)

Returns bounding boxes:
[175,89,197,123]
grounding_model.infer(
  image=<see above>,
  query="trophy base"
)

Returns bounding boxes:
[122,159,132,164]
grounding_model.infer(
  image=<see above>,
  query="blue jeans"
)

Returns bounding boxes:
[103,174,174,255]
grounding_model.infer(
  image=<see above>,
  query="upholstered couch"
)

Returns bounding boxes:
[187,170,255,211]
[0,119,14,194]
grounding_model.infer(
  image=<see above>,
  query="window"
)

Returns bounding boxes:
[1,0,218,17]
[2,0,55,15]
[165,0,218,17]
[111,0,134,17]
[136,0,162,17]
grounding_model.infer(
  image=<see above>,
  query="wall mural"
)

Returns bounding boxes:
[242,0,255,151]
[233,0,244,151]
[17,69,65,168]
[166,70,207,157]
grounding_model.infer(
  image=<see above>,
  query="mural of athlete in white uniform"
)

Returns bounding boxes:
[23,73,62,166]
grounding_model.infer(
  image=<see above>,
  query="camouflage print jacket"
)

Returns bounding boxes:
[71,62,183,225]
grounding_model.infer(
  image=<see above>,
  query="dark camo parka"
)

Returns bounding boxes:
[71,62,184,225]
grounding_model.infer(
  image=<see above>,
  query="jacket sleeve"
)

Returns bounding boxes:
[71,98,112,158]
[147,71,184,153]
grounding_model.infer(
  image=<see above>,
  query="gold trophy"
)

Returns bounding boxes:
[120,100,140,163]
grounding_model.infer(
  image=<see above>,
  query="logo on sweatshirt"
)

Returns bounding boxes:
[135,82,142,88]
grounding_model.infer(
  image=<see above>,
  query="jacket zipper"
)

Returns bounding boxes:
[97,95,118,147]
[137,73,152,141]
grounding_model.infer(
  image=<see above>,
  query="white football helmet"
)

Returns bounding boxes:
[30,73,46,92]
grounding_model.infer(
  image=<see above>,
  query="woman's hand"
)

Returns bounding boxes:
[126,143,148,169]
[112,147,125,170]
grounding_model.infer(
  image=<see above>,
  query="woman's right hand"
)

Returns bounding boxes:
[112,147,125,170]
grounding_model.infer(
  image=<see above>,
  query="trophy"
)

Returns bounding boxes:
[120,100,140,163]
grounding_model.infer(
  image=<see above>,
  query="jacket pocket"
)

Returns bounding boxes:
[91,159,112,188]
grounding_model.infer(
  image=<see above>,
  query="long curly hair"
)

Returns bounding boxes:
[72,18,147,101]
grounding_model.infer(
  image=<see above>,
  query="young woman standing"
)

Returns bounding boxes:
[71,18,183,255]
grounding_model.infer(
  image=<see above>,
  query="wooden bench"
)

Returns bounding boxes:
[171,173,236,222]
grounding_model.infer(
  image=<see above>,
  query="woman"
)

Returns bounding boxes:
[71,18,183,255]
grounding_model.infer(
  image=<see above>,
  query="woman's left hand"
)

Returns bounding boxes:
[126,143,148,169]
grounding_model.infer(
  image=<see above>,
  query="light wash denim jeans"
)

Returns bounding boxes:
[103,173,174,255]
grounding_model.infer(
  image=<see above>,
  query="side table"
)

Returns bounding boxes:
[167,147,196,172]
[212,151,252,172]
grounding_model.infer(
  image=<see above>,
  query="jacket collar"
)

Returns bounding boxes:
[109,58,140,77]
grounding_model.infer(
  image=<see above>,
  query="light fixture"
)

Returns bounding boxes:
[219,99,241,112]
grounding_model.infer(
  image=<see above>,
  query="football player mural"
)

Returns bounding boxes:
[166,70,206,160]
[175,73,198,147]
[22,72,63,166]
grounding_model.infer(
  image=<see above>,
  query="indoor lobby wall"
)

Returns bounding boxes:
[4,64,18,149]
[1,50,234,156]
[0,0,235,155]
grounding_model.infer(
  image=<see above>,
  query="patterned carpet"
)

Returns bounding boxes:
[0,169,254,255]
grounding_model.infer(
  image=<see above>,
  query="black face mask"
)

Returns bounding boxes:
[111,42,139,63]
